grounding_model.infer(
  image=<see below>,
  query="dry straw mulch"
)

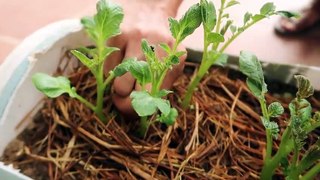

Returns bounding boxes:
[2,52,320,180]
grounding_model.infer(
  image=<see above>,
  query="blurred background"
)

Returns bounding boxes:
[1,0,319,66]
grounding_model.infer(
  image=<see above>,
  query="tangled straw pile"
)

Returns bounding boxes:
[2,53,320,179]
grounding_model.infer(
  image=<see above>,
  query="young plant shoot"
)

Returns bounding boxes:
[32,0,133,123]
[181,0,298,108]
[239,51,320,180]
[128,3,202,137]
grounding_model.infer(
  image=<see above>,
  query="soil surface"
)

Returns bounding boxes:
[1,56,320,179]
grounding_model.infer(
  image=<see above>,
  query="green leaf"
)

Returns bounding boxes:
[261,117,279,139]
[81,0,124,42]
[239,51,267,98]
[141,39,156,61]
[268,102,284,117]
[129,61,152,86]
[113,58,136,77]
[32,73,74,98]
[214,53,228,67]
[230,25,237,33]
[71,50,95,69]
[158,108,178,126]
[175,51,187,58]
[252,14,265,21]
[207,32,225,44]
[289,99,312,124]
[154,98,171,116]
[260,2,276,16]
[100,47,118,62]
[170,3,202,43]
[276,11,300,18]
[298,139,320,172]
[200,0,216,31]
[226,0,240,8]
[243,12,252,25]
[168,18,180,39]
[130,91,171,117]
[169,55,180,65]
[289,99,312,149]
[294,75,314,99]
[131,91,157,116]
[156,89,173,98]
[220,20,233,35]
[159,43,171,54]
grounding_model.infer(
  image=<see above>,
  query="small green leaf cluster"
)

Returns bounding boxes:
[181,0,295,108]
[130,4,203,136]
[239,51,320,180]
[32,0,131,123]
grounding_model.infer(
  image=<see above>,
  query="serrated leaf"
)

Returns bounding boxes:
[113,58,136,77]
[141,39,156,61]
[289,98,312,149]
[298,139,320,172]
[207,32,225,44]
[268,102,284,117]
[32,73,73,98]
[159,43,171,54]
[81,0,124,43]
[170,3,202,43]
[289,99,312,123]
[226,0,240,8]
[294,75,314,99]
[130,91,172,117]
[129,61,152,86]
[261,117,279,139]
[71,50,95,69]
[239,51,267,98]
[214,53,228,66]
[243,12,252,25]
[200,0,216,31]
[169,18,180,39]
[158,108,178,126]
[260,2,276,16]
[276,11,300,18]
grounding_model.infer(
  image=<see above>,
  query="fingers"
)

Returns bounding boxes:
[113,40,143,97]
[112,93,137,117]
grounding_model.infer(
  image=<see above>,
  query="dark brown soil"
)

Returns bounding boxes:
[1,54,320,180]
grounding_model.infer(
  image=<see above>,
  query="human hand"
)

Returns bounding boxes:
[105,0,186,117]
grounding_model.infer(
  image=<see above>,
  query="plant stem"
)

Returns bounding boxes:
[300,162,320,180]
[182,29,210,108]
[261,127,293,180]
[74,94,96,112]
[259,99,273,160]
[215,0,226,33]
[218,18,264,53]
[138,116,149,138]
[95,53,107,123]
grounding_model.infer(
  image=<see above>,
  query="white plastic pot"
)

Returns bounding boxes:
[1,19,320,179]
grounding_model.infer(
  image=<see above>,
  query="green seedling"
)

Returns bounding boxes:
[181,0,297,108]
[239,51,320,180]
[32,0,134,123]
[129,3,202,136]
